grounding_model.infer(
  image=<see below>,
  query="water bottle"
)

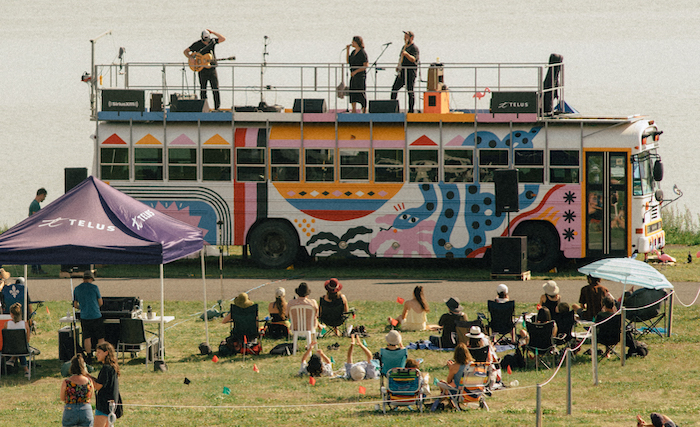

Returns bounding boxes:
[147,305,153,319]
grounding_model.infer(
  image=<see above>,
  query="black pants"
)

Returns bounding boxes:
[198,67,220,110]
[391,68,417,113]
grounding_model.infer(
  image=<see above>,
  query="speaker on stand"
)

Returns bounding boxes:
[493,169,519,236]
[62,168,91,277]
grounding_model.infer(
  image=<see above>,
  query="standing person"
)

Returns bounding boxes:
[60,354,94,427]
[183,29,226,111]
[89,343,122,427]
[73,271,105,364]
[346,36,368,113]
[390,31,419,113]
[578,275,610,321]
[29,187,47,274]
[3,303,31,377]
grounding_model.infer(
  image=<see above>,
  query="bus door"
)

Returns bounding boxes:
[585,151,628,257]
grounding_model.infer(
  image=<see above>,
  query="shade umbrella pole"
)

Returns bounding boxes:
[23,265,27,321]
[201,249,209,346]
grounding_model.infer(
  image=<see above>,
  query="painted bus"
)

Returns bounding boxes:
[89,58,666,271]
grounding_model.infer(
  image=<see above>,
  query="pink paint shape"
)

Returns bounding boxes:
[445,135,466,146]
[170,134,196,146]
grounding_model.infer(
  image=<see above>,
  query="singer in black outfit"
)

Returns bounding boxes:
[183,29,226,110]
[346,36,368,113]
[391,31,420,113]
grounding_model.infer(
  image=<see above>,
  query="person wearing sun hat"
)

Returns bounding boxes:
[430,297,468,349]
[221,292,255,324]
[319,278,349,333]
[495,283,510,303]
[539,280,561,314]
[286,282,319,330]
[344,334,379,381]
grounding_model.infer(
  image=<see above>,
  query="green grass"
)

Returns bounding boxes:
[664,205,700,246]
[2,298,698,426]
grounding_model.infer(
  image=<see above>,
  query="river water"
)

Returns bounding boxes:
[1,0,698,227]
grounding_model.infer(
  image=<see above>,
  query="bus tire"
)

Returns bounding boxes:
[513,222,561,272]
[248,221,300,269]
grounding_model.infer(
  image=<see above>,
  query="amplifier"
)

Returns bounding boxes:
[491,236,527,274]
[293,98,327,113]
[490,91,537,114]
[369,100,399,113]
[101,89,145,112]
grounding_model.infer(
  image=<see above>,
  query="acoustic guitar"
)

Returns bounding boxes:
[188,53,236,72]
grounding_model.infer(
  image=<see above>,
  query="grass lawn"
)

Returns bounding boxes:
[1,297,697,426]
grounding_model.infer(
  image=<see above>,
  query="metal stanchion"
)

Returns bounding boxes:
[591,325,598,385]
[621,307,626,367]
[536,384,542,427]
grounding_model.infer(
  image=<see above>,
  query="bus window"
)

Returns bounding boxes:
[168,148,197,181]
[236,148,266,182]
[478,149,508,182]
[632,153,653,196]
[135,147,163,181]
[374,149,404,182]
[409,149,438,182]
[444,149,473,183]
[203,148,232,181]
[550,150,579,183]
[100,147,129,180]
[515,150,544,183]
[340,149,369,181]
[271,149,299,182]
[305,149,335,182]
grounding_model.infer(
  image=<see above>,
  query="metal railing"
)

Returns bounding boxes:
[90,60,565,119]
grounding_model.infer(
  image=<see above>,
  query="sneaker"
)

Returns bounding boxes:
[5,360,14,367]
[24,371,30,379]
[479,396,489,411]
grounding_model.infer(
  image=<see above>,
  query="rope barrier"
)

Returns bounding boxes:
[672,287,700,307]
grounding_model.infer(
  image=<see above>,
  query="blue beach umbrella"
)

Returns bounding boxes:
[578,257,673,290]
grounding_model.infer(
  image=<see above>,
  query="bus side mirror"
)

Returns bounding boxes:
[655,189,664,202]
[653,161,664,181]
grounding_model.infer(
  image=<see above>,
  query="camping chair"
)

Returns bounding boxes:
[468,345,491,363]
[318,297,354,337]
[228,303,262,354]
[379,347,408,386]
[381,367,424,413]
[455,319,486,347]
[552,310,578,351]
[1,328,36,380]
[596,313,622,360]
[439,363,490,411]
[624,288,668,338]
[116,318,159,367]
[487,300,516,345]
[289,304,317,355]
[262,320,290,340]
[524,320,556,370]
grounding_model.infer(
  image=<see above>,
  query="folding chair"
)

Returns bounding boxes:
[289,304,317,355]
[624,288,668,338]
[439,363,490,411]
[455,319,485,347]
[1,329,35,380]
[318,297,354,337]
[487,300,516,345]
[552,310,578,351]
[228,303,262,353]
[524,320,556,370]
[381,367,424,413]
[379,347,408,386]
[117,318,159,367]
[468,345,490,363]
[596,313,621,360]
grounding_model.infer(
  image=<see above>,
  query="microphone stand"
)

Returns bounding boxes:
[372,43,392,98]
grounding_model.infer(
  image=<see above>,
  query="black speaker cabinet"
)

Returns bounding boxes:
[489,91,537,113]
[293,98,327,113]
[104,322,121,348]
[369,99,400,113]
[172,99,209,112]
[64,168,87,193]
[101,89,145,111]
[59,326,81,361]
[494,169,519,214]
[150,93,163,112]
[491,236,527,274]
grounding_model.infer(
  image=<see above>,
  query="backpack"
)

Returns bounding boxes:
[501,347,526,371]
[269,342,294,356]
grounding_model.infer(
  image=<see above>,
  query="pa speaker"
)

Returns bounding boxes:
[65,168,87,193]
[172,99,209,112]
[491,236,527,274]
[494,169,519,213]
[293,98,327,113]
[369,99,399,113]
[59,326,81,361]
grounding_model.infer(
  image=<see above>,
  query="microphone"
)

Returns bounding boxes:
[383,42,392,46]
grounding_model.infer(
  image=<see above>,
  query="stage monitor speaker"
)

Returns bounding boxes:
[150,93,163,112]
[491,236,527,274]
[101,89,145,111]
[59,326,81,361]
[172,99,209,112]
[494,169,519,214]
[292,98,327,113]
[64,168,88,193]
[369,99,399,113]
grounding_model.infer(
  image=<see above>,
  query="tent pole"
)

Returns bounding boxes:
[23,265,28,321]
[70,277,78,357]
[160,264,165,360]
[201,249,210,346]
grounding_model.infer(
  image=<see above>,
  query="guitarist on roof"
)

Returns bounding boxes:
[390,31,419,113]
[184,29,226,110]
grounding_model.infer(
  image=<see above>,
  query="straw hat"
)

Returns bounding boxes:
[496,283,509,295]
[275,287,286,298]
[324,278,342,293]
[233,293,253,309]
[385,330,403,346]
[466,326,485,340]
[542,280,559,296]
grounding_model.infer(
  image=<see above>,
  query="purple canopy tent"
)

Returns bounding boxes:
[0,176,210,361]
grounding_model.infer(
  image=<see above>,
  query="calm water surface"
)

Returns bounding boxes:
[1,0,698,227]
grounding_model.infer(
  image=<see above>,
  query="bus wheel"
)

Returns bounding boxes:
[248,221,299,269]
[513,222,561,272]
